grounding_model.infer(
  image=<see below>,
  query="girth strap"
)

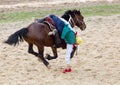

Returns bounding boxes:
[43,21,55,31]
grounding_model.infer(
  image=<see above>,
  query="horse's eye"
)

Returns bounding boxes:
[81,16,84,19]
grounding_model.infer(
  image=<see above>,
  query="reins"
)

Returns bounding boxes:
[68,15,75,27]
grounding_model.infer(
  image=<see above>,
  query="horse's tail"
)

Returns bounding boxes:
[5,28,28,46]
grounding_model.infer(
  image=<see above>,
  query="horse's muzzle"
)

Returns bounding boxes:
[80,23,86,31]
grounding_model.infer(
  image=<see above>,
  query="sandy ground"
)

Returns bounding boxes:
[0,14,120,85]
[0,0,120,85]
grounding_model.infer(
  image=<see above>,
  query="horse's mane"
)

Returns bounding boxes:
[72,9,81,15]
[61,9,81,21]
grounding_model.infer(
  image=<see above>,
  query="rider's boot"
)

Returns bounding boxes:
[54,29,61,48]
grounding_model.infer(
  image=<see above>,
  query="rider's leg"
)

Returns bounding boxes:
[54,30,61,47]
[63,44,73,73]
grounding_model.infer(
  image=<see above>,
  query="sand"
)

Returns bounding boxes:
[0,0,120,85]
[0,14,119,85]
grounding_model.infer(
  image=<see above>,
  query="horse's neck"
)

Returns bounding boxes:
[68,16,76,28]
[61,15,75,28]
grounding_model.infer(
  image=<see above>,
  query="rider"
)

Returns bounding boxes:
[37,14,79,73]
[49,14,76,73]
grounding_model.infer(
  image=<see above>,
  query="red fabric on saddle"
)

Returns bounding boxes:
[45,17,55,26]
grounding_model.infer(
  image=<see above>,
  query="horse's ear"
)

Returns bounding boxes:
[78,9,81,15]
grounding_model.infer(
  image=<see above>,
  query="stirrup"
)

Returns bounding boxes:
[48,29,57,36]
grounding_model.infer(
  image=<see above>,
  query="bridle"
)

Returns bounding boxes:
[68,15,75,27]
[68,14,84,28]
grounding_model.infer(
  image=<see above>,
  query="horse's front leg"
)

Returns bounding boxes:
[28,43,39,56]
[70,45,78,59]
[46,46,58,60]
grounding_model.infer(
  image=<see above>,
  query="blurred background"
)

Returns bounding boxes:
[0,0,118,5]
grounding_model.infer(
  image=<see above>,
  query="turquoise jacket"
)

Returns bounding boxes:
[61,24,76,44]
[50,14,76,44]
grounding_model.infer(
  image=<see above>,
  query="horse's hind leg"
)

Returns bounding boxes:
[37,46,49,68]
[46,46,58,60]
[28,43,38,56]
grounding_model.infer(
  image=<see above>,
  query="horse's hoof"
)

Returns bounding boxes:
[47,64,51,69]
[45,54,51,60]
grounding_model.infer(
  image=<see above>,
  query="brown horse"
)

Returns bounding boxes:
[5,9,86,68]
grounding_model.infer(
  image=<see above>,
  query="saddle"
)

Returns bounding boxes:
[42,17,56,35]
[44,16,55,26]
[43,16,61,47]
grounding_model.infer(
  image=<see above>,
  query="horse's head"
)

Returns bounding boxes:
[72,10,86,30]
[61,9,86,31]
